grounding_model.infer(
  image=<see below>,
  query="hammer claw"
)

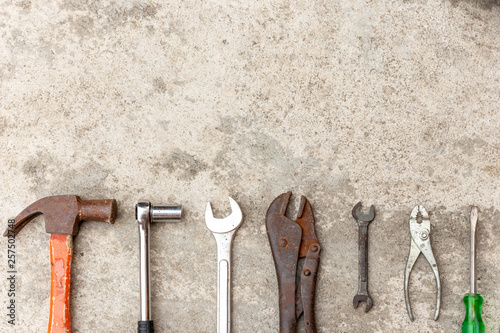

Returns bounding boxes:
[3,196,52,237]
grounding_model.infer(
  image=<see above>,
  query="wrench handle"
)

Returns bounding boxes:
[357,222,369,291]
[48,234,73,333]
[215,234,233,333]
[218,259,230,333]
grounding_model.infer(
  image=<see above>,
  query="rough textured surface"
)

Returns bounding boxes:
[1,0,500,332]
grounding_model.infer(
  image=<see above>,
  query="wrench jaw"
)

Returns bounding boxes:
[296,197,318,259]
[205,197,243,234]
[352,201,376,222]
[265,192,295,226]
[265,192,319,259]
[353,294,373,313]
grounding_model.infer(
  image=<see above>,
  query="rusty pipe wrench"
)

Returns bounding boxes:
[136,200,182,333]
[352,202,375,313]
[205,197,243,333]
[3,195,117,333]
[266,192,321,333]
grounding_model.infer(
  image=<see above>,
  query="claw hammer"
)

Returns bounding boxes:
[3,195,117,333]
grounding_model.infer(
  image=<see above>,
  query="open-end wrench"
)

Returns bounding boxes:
[352,201,375,313]
[205,197,243,333]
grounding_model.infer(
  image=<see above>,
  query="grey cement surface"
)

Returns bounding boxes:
[1,0,500,332]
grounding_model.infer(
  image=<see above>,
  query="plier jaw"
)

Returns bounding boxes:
[266,192,321,333]
[404,205,441,321]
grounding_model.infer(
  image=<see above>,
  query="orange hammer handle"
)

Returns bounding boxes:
[48,234,73,333]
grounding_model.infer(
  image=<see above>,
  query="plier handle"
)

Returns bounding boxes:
[404,205,441,321]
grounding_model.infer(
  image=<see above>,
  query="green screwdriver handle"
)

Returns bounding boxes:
[462,208,485,333]
[462,293,485,333]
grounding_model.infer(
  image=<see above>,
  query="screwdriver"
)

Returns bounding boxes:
[462,206,485,333]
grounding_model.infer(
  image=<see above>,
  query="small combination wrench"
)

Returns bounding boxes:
[205,197,243,333]
[352,202,375,313]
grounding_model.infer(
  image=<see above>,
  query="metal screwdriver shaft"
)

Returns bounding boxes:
[470,207,477,294]
[462,206,485,333]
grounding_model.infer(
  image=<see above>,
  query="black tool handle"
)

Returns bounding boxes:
[138,320,154,333]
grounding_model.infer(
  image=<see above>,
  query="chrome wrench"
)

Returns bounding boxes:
[136,200,182,333]
[205,197,243,333]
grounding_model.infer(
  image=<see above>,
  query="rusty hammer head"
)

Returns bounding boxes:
[3,195,117,237]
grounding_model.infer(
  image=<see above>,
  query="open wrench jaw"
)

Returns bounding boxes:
[353,294,373,313]
[352,201,376,222]
[205,197,243,234]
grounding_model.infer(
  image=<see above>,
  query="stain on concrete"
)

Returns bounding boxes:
[211,127,300,185]
[22,151,52,188]
[59,2,159,34]
[215,116,239,135]
[158,120,171,131]
[7,28,27,50]
[0,62,15,82]
[0,117,7,136]
[15,0,31,11]
[153,77,167,94]
[161,148,208,181]
[449,0,500,9]
[382,85,395,95]
[22,151,110,197]
[70,15,95,38]
[482,165,500,178]
[61,1,158,17]
[454,136,488,156]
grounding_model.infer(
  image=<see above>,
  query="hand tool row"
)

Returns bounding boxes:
[3,194,492,333]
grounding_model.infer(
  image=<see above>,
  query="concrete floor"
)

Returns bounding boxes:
[1,0,500,332]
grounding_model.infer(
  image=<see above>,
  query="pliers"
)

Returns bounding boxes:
[404,205,441,321]
[265,192,321,333]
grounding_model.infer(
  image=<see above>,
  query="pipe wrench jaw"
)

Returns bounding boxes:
[266,192,296,225]
[266,192,319,259]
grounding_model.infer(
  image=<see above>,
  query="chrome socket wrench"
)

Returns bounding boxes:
[136,200,182,333]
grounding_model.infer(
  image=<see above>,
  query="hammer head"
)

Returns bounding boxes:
[3,195,117,237]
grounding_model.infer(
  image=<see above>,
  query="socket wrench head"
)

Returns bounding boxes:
[136,200,182,226]
[151,205,182,222]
